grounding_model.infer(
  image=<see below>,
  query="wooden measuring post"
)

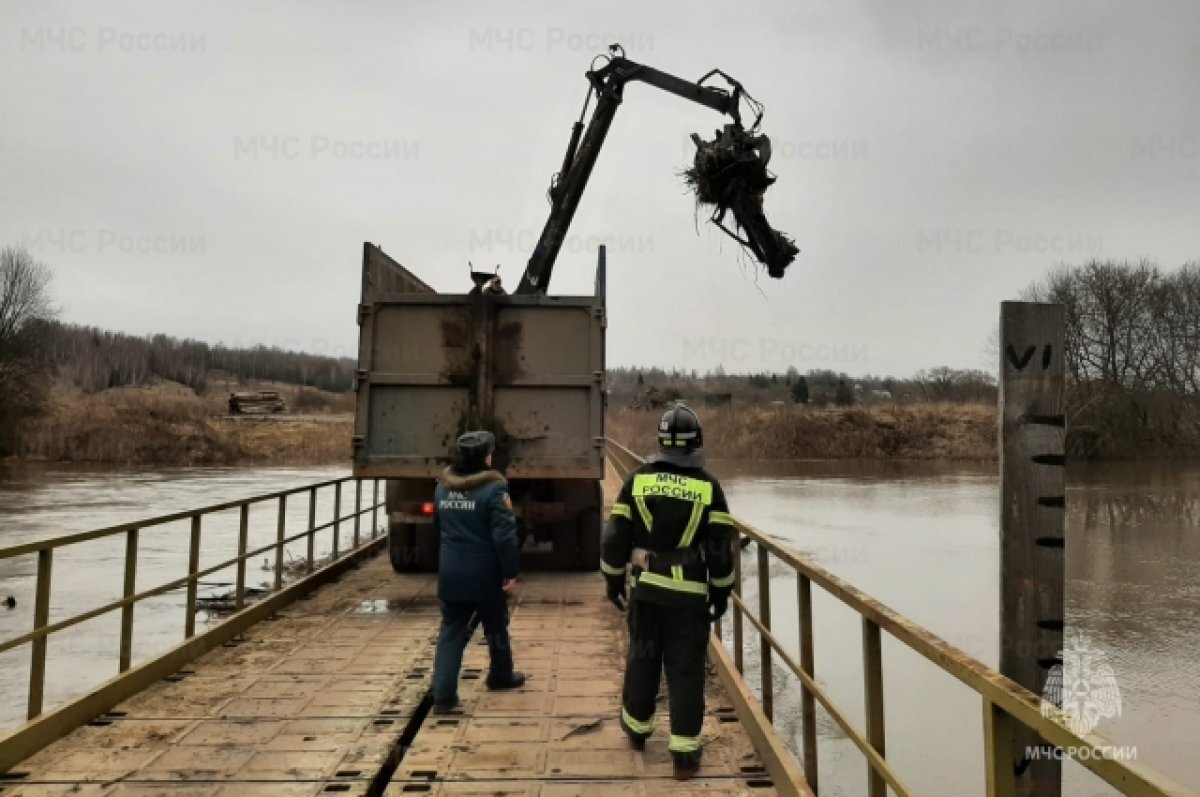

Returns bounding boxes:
[999,301,1066,796]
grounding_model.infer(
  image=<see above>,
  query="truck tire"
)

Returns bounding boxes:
[414,523,440,571]
[576,503,602,571]
[576,482,604,568]
[388,520,417,573]
[547,479,603,570]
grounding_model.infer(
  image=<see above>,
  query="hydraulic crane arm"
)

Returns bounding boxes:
[516,47,762,295]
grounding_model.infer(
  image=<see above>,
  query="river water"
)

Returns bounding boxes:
[0,464,355,733]
[1,460,1197,795]
[712,459,1200,796]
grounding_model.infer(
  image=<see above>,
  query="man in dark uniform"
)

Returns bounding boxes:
[430,431,526,713]
[601,404,736,780]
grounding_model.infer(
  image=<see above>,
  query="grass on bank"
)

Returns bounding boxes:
[12,379,1002,467]
[12,380,353,466]
[606,403,997,461]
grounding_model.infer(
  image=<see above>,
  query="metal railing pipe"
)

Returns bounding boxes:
[863,617,886,797]
[332,483,342,559]
[0,477,351,562]
[235,504,249,611]
[757,544,773,722]
[274,496,286,591]
[798,572,818,790]
[733,534,744,674]
[0,477,385,728]
[184,515,201,638]
[26,550,53,720]
[118,528,139,672]
[353,480,362,547]
[307,488,317,574]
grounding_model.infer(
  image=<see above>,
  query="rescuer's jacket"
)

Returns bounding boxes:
[602,460,736,611]
[433,467,519,603]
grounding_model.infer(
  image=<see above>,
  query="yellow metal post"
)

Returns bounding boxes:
[798,572,818,791]
[307,487,317,573]
[985,698,1019,797]
[235,504,249,611]
[332,482,342,559]
[119,528,139,672]
[353,480,362,547]
[733,536,744,674]
[185,515,201,638]
[27,549,53,720]
[372,479,380,536]
[275,495,286,590]
[863,617,886,797]
[757,545,773,722]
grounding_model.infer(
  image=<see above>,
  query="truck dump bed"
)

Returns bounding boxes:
[352,243,606,479]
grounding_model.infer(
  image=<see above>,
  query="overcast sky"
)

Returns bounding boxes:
[3,1,1198,377]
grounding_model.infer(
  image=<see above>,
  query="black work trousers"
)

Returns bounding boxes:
[621,597,709,751]
[431,599,514,704]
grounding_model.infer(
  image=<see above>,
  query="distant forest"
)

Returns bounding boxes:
[8,243,1200,460]
[606,365,998,408]
[42,321,356,394]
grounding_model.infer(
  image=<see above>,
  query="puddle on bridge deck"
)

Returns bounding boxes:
[353,599,410,615]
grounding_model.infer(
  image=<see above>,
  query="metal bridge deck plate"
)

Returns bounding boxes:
[1,558,781,796]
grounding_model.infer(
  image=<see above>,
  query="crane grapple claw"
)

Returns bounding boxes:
[685,125,798,278]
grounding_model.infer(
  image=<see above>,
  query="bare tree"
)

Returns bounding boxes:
[0,247,52,343]
[1022,258,1200,455]
[0,247,55,452]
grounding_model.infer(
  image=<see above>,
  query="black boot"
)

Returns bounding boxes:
[618,712,649,751]
[671,750,701,781]
[431,697,460,715]
[485,670,526,691]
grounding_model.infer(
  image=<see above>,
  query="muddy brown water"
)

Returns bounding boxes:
[1,460,1197,796]
[710,458,1200,796]
[0,464,351,734]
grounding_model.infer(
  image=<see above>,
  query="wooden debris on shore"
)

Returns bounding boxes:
[228,390,287,415]
[196,586,267,615]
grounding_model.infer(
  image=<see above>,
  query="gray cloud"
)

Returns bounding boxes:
[3,0,1197,375]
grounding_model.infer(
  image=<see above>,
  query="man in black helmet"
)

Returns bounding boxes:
[601,404,736,780]
[429,430,526,714]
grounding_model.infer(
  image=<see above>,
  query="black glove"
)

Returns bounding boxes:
[708,590,729,622]
[605,574,627,612]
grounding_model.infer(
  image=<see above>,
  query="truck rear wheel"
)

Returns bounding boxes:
[573,479,603,571]
[388,521,416,573]
[414,523,439,571]
[576,503,602,571]
[387,520,439,572]
[544,479,603,570]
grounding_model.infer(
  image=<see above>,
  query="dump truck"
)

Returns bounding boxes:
[352,44,795,573]
[352,243,606,571]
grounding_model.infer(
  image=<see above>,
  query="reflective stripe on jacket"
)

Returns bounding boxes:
[601,460,735,610]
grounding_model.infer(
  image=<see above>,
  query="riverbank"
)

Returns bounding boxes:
[607,403,998,460]
[8,389,997,466]
[8,381,352,466]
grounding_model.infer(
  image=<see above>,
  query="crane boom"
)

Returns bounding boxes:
[516,47,793,295]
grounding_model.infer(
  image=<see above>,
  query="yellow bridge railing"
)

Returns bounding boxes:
[605,438,1196,797]
[0,476,385,773]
